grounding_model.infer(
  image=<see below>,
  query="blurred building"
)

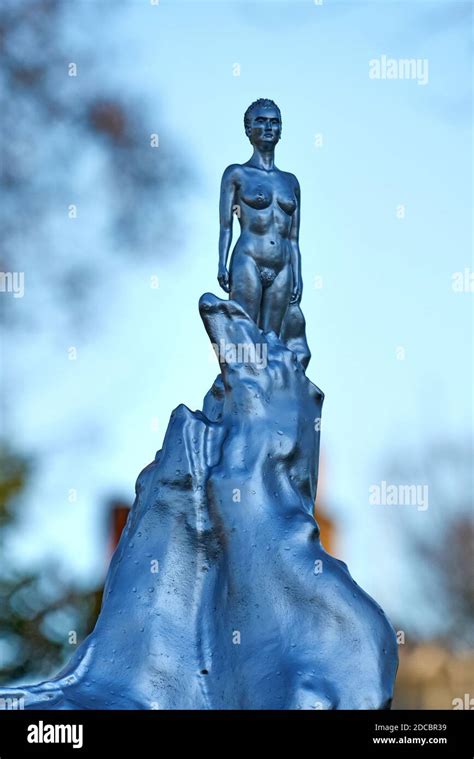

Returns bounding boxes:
[393,643,474,710]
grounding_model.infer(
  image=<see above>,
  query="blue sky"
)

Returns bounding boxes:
[7,0,472,637]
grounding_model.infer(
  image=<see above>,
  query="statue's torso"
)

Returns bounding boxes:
[231,165,297,271]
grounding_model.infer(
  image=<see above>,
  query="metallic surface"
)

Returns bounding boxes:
[218,99,310,369]
[0,101,398,708]
[0,294,398,709]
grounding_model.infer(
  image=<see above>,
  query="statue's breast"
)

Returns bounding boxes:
[240,182,273,210]
[239,179,296,216]
[277,195,297,216]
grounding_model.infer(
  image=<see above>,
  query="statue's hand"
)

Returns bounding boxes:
[218,266,230,293]
[290,279,302,304]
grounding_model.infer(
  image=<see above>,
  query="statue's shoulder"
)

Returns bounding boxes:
[221,163,244,183]
[281,170,300,193]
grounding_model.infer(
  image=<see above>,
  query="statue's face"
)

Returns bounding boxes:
[246,105,281,149]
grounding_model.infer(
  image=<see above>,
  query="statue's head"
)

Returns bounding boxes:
[244,98,282,148]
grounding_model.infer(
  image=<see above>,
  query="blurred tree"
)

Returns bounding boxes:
[0,442,104,683]
[388,439,473,650]
[0,0,192,682]
[0,0,191,330]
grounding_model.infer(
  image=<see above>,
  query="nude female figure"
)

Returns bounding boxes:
[217,98,310,367]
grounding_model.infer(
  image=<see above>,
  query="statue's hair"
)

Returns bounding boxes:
[244,99,282,138]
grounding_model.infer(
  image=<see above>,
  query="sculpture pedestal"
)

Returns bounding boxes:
[1,294,398,709]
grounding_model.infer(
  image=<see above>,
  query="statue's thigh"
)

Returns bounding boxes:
[260,265,292,334]
[229,255,261,322]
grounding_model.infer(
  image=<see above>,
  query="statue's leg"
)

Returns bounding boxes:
[229,253,262,324]
[280,302,311,370]
[259,265,292,335]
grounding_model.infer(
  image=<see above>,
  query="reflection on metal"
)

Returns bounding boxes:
[0,102,398,709]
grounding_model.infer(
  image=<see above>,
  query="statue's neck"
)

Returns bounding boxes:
[248,148,275,172]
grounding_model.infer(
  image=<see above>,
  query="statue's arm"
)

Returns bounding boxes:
[218,164,239,293]
[289,177,302,304]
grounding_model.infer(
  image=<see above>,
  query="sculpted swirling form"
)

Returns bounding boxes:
[0,100,398,710]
